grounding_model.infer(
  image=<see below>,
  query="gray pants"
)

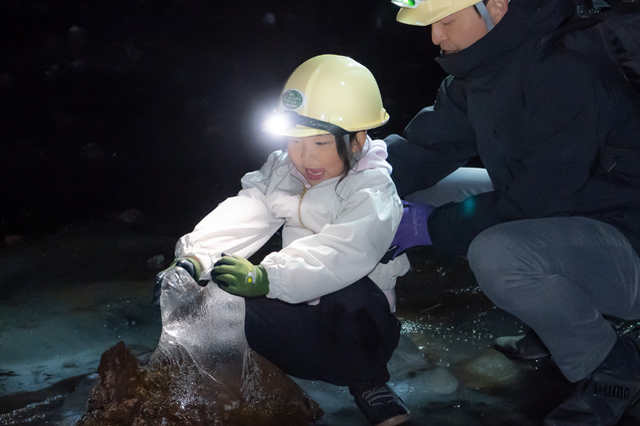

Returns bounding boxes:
[412,168,640,382]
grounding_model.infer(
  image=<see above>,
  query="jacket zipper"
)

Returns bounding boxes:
[292,174,312,232]
[298,186,309,230]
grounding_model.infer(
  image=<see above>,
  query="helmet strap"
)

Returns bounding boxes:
[283,111,349,138]
[342,134,351,150]
[475,1,494,31]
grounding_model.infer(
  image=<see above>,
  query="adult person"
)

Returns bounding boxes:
[385,0,640,424]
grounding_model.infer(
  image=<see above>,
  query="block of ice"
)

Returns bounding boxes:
[155,267,248,393]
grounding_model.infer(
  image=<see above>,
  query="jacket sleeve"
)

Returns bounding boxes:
[427,191,502,257]
[175,153,286,277]
[261,171,403,304]
[386,76,480,198]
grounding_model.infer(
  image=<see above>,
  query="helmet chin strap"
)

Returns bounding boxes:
[475,0,510,32]
[475,1,494,31]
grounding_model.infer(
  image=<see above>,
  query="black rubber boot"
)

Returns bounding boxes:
[494,328,552,361]
[544,335,640,426]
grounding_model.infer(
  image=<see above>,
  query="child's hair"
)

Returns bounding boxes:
[336,133,363,180]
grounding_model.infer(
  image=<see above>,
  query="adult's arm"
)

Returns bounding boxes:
[385,76,479,198]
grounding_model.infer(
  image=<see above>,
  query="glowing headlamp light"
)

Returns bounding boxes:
[391,0,422,8]
[262,113,293,134]
[263,111,349,137]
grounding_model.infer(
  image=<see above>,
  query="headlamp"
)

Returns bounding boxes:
[391,0,422,8]
[262,113,293,135]
[263,111,349,138]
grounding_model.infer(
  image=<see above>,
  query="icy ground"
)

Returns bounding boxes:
[1,222,640,425]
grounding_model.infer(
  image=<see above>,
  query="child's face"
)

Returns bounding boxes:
[287,134,345,186]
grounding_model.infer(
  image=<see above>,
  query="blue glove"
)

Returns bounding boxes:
[152,256,203,305]
[381,201,435,263]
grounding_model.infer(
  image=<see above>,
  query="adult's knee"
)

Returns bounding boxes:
[467,223,535,304]
[468,224,520,272]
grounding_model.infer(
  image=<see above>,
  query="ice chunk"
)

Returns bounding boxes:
[388,335,431,377]
[388,336,459,400]
[393,366,459,397]
[453,348,520,389]
[154,267,249,393]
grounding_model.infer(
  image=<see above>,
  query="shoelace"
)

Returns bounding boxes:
[361,385,395,406]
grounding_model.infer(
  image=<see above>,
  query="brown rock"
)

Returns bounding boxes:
[77,341,323,426]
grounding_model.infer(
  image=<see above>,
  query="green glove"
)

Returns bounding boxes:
[212,254,269,297]
[153,255,203,305]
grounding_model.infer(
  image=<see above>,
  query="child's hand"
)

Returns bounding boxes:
[153,256,203,305]
[212,254,269,297]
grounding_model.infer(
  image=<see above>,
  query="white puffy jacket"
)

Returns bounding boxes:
[176,137,410,309]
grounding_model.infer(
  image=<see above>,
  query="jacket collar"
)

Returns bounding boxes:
[435,0,574,79]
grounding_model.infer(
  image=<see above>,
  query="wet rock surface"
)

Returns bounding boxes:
[77,341,323,426]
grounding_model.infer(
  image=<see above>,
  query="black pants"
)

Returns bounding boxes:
[245,277,400,393]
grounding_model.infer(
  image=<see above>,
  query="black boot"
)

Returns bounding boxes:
[352,383,411,426]
[544,335,640,426]
[494,328,552,361]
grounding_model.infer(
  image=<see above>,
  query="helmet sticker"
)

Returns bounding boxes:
[281,89,305,110]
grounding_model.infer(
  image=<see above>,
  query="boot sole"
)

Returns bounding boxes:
[375,413,411,426]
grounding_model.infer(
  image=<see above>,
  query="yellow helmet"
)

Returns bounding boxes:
[262,54,389,138]
[393,0,482,27]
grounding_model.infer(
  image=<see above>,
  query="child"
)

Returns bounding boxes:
[159,54,411,426]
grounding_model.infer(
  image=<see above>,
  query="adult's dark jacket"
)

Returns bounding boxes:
[385,0,640,256]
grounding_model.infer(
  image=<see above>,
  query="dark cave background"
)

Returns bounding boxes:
[0,0,446,242]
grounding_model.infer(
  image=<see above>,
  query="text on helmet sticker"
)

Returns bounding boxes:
[281,89,305,110]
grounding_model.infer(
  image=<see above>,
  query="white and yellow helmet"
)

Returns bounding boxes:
[262,54,389,138]
[393,0,494,30]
